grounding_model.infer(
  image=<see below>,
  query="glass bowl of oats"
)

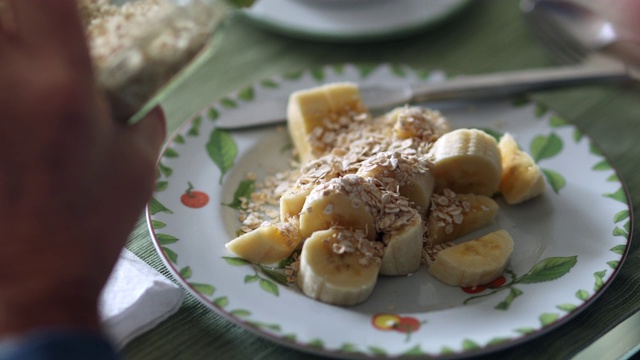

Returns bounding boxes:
[79,0,238,122]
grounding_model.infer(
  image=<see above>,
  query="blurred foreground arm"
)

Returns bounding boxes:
[0,0,165,358]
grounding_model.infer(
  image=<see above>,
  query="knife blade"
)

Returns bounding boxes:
[215,59,637,130]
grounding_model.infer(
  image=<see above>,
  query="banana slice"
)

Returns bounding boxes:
[226,222,302,265]
[379,209,424,276]
[356,150,435,210]
[498,133,546,204]
[426,190,499,246]
[287,82,369,164]
[387,105,450,141]
[428,229,514,287]
[297,227,382,306]
[427,128,502,196]
[299,175,381,241]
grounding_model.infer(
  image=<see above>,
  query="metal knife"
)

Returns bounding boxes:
[214,58,638,129]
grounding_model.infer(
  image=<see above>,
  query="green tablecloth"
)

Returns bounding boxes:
[124,1,640,359]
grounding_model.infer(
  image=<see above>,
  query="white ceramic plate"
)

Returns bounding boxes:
[240,0,472,42]
[147,64,632,359]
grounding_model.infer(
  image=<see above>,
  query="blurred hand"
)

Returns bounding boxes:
[0,0,165,336]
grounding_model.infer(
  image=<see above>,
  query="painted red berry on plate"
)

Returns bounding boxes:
[181,182,209,208]
[487,275,507,288]
[462,285,487,294]
[395,317,421,333]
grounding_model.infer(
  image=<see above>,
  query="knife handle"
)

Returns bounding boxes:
[408,62,632,103]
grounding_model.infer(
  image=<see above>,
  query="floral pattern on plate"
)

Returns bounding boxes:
[147,63,632,358]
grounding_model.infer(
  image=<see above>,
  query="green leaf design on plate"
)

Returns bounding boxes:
[191,283,215,296]
[261,79,278,88]
[592,160,611,171]
[156,233,179,245]
[223,256,251,266]
[308,339,324,349]
[607,261,619,269]
[282,334,296,341]
[226,0,256,8]
[534,103,548,117]
[594,270,606,292]
[174,134,185,144]
[461,339,480,351]
[540,313,559,326]
[259,278,279,296]
[573,129,584,143]
[607,173,619,182]
[164,148,179,158]
[155,181,168,192]
[244,274,259,283]
[549,115,569,127]
[230,309,251,317]
[610,244,626,254]
[151,220,166,229]
[403,345,424,355]
[357,64,377,79]
[332,64,345,74]
[283,69,304,80]
[487,337,510,346]
[260,267,289,285]
[208,107,219,121]
[515,327,535,335]
[149,197,173,215]
[162,246,178,263]
[624,220,630,233]
[368,346,387,355]
[311,68,324,81]
[542,168,566,193]
[440,346,456,355]
[518,256,577,284]
[530,133,563,162]
[576,289,589,301]
[206,128,238,184]
[180,266,192,279]
[221,98,238,108]
[187,116,202,137]
[416,69,431,79]
[589,143,603,156]
[495,287,523,310]
[213,296,229,307]
[614,210,630,223]
[604,188,627,203]
[223,179,255,210]
[158,162,173,178]
[557,303,577,312]
[511,96,530,107]
[340,343,358,352]
[613,226,629,237]
[238,86,254,101]
[391,64,406,77]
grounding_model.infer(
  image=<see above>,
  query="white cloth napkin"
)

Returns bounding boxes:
[98,249,184,348]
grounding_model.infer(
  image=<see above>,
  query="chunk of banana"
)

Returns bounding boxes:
[287,82,369,164]
[387,105,450,141]
[225,222,302,265]
[299,175,380,241]
[356,150,435,210]
[428,229,514,287]
[428,128,502,196]
[379,210,424,276]
[297,227,381,306]
[498,133,546,204]
[426,190,499,246]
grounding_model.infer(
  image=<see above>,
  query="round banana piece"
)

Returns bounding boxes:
[297,227,382,306]
[498,133,546,204]
[428,229,514,287]
[426,190,499,246]
[225,222,302,265]
[356,150,435,210]
[299,175,381,241]
[427,128,502,196]
[379,209,424,276]
[387,105,450,142]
